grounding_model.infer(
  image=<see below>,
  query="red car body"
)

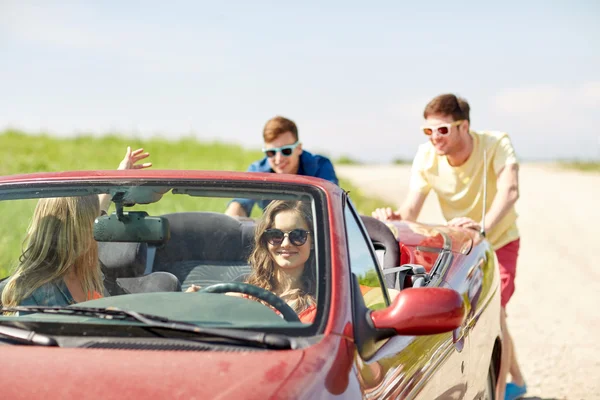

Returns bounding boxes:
[0,170,502,399]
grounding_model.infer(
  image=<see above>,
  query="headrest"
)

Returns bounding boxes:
[360,215,402,290]
[154,212,255,265]
[98,241,148,279]
[359,215,401,268]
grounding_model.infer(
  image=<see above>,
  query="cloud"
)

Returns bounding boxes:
[576,81,600,107]
[0,3,111,50]
[0,2,232,75]
[492,82,600,116]
[488,82,600,160]
[386,99,425,119]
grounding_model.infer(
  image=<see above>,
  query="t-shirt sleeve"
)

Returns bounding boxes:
[315,158,339,185]
[227,161,260,216]
[408,146,431,194]
[492,134,519,175]
[227,198,255,217]
[246,162,260,172]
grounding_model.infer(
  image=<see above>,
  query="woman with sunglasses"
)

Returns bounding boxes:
[244,199,317,322]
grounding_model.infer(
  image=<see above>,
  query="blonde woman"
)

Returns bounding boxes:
[1,195,106,307]
[1,147,152,308]
[246,200,317,323]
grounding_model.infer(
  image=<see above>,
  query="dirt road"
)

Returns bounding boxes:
[336,163,600,400]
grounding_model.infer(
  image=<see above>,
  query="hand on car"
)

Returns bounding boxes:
[118,147,152,170]
[447,217,481,232]
[372,207,402,221]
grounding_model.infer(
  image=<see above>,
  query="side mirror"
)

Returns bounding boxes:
[370,287,464,336]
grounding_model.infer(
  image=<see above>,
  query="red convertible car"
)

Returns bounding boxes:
[0,170,501,399]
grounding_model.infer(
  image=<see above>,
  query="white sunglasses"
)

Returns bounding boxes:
[420,120,464,136]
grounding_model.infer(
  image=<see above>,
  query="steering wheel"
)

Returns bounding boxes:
[198,282,300,322]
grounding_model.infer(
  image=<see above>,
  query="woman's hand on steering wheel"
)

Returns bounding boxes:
[196,282,300,322]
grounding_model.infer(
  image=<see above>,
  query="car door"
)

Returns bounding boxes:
[344,202,469,399]
[444,242,499,398]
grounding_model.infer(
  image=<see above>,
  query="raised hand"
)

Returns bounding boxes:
[118,146,152,170]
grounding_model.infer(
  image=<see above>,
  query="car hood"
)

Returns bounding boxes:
[0,345,305,399]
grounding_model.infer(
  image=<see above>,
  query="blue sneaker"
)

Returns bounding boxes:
[505,382,527,400]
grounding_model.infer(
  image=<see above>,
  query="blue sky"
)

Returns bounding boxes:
[1,1,599,163]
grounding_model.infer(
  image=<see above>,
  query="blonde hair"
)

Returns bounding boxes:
[1,195,104,307]
[247,200,316,313]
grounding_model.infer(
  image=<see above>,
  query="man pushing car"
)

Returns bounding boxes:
[225,116,339,218]
[372,93,526,400]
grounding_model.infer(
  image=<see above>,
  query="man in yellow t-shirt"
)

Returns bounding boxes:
[372,93,526,400]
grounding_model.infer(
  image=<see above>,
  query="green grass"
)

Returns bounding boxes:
[392,157,411,165]
[0,129,387,278]
[335,155,363,165]
[558,160,600,173]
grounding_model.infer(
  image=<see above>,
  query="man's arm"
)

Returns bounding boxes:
[316,158,339,185]
[483,163,519,232]
[372,190,428,222]
[225,201,249,218]
[398,190,428,221]
[98,147,152,213]
[449,163,519,232]
[223,160,263,218]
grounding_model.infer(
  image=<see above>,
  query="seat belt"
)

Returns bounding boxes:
[383,264,427,290]
[144,246,157,275]
[382,265,413,291]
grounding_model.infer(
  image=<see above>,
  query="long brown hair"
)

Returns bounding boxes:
[247,200,316,313]
[2,195,104,307]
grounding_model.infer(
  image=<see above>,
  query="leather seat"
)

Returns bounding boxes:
[151,212,255,291]
[359,215,402,289]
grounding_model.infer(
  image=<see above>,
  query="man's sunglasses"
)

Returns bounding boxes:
[420,120,464,136]
[262,141,300,158]
[263,228,310,246]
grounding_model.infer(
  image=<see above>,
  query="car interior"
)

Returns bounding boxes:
[95,211,421,298]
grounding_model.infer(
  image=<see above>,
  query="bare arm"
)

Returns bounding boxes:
[225,202,249,218]
[98,147,152,213]
[397,190,428,221]
[98,193,112,214]
[372,190,428,222]
[483,163,519,232]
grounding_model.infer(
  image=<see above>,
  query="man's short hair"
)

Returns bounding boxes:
[263,116,299,142]
[423,94,471,122]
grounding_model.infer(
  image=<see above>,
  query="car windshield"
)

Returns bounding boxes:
[0,176,329,337]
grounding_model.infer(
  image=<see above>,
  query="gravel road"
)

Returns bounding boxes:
[336,163,600,400]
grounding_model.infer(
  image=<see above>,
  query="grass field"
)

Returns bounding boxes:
[558,160,600,173]
[0,130,387,278]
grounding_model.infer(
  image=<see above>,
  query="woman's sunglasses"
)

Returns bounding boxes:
[263,228,310,246]
[420,120,464,136]
[262,141,300,158]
